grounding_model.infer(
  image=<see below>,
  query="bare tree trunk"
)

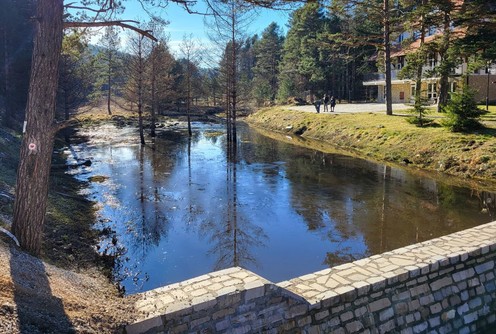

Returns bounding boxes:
[150,43,156,137]
[12,0,63,255]
[187,56,192,137]
[137,36,145,145]
[107,53,112,115]
[230,6,237,152]
[384,0,393,115]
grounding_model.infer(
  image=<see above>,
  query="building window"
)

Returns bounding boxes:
[428,83,437,101]
[411,84,416,96]
[428,54,437,68]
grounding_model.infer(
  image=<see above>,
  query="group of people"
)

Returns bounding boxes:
[314,94,336,113]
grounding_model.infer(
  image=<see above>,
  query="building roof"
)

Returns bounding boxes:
[391,28,466,58]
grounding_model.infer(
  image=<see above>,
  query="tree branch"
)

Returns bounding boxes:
[64,21,157,41]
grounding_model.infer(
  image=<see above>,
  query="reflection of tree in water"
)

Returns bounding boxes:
[264,144,496,267]
[200,136,267,271]
[114,145,171,290]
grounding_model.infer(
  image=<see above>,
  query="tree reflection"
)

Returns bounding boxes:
[200,135,267,271]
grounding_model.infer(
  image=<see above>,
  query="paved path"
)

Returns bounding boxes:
[289,103,413,114]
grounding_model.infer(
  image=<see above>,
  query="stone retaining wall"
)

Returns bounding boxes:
[126,221,496,333]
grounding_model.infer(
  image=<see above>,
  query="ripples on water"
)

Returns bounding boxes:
[65,122,496,294]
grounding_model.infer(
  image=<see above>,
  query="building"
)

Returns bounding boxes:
[362,6,496,105]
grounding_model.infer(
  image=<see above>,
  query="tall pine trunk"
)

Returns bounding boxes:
[384,0,393,115]
[12,0,63,255]
[437,11,451,112]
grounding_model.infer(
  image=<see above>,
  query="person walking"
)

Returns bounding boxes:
[314,98,321,113]
[323,94,329,112]
[330,96,336,112]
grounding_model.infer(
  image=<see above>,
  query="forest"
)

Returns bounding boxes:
[1,0,492,127]
[0,0,495,255]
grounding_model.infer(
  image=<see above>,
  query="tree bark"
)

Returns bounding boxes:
[12,0,64,255]
[437,11,451,112]
[384,0,393,115]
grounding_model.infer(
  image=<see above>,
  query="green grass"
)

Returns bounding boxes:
[246,106,496,190]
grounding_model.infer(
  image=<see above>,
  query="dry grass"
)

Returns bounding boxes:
[246,106,496,190]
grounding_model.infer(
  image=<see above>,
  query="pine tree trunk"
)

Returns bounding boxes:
[437,12,451,113]
[12,0,63,255]
[384,0,393,115]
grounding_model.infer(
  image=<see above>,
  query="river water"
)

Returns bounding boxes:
[66,122,496,294]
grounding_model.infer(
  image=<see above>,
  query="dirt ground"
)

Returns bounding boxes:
[0,100,143,333]
[0,238,140,334]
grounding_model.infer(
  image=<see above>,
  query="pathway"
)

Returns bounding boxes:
[288,103,413,114]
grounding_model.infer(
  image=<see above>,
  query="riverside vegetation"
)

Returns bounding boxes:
[1,103,496,332]
[246,106,496,191]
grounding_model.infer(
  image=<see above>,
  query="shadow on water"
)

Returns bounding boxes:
[9,245,74,333]
[69,122,496,293]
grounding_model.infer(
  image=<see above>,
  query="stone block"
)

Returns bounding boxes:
[339,311,352,322]
[288,304,308,318]
[430,303,442,314]
[453,268,475,283]
[379,319,395,334]
[430,277,453,292]
[216,319,230,331]
[298,316,312,327]
[419,294,434,306]
[428,316,440,328]
[413,321,428,333]
[212,307,235,320]
[410,283,429,297]
[468,297,482,309]
[190,315,211,329]
[192,294,216,312]
[354,306,367,318]
[126,316,163,334]
[217,291,242,308]
[345,320,364,332]
[244,282,265,302]
[369,297,391,313]
[463,311,478,324]
[394,302,408,315]
[314,309,330,322]
[456,303,470,315]
[379,307,394,322]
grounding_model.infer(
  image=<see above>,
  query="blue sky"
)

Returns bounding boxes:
[119,1,292,59]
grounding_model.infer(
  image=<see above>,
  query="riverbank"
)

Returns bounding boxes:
[0,103,143,333]
[246,106,496,191]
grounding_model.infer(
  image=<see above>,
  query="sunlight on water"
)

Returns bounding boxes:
[66,122,496,294]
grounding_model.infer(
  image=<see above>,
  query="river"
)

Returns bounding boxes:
[65,121,496,294]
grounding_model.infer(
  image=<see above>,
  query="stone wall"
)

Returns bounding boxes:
[126,221,496,334]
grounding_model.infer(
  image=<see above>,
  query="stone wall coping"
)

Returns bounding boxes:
[280,221,496,305]
[133,267,271,320]
[127,220,496,332]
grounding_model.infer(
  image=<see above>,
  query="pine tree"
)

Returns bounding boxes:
[252,22,284,106]
[94,26,122,115]
[57,31,93,120]
[277,2,326,102]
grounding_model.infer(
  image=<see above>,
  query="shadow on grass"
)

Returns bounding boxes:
[9,245,75,333]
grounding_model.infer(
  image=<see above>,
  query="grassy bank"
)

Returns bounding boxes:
[246,106,496,191]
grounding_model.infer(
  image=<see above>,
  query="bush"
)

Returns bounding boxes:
[442,87,483,132]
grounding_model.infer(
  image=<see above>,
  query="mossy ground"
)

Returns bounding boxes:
[246,106,496,191]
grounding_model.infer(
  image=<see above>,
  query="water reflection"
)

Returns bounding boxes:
[69,123,496,294]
